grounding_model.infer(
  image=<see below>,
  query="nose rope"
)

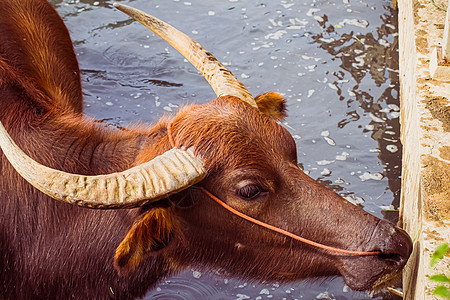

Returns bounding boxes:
[167,122,381,256]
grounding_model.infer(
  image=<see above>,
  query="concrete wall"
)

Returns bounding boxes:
[398,0,450,299]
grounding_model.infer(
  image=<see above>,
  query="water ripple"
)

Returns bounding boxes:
[144,277,223,300]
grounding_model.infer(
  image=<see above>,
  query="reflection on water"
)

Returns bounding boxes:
[51,0,402,299]
[309,5,402,221]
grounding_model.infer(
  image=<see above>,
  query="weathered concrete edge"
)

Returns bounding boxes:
[398,0,450,299]
[398,0,422,298]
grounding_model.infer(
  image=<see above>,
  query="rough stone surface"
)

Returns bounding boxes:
[398,0,450,299]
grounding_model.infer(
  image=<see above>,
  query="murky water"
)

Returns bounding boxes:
[50,0,402,299]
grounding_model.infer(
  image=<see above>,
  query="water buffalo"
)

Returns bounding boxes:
[0,0,412,299]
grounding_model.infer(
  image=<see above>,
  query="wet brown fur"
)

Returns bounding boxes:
[0,0,412,299]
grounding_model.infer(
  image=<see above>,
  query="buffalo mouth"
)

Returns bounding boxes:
[337,224,412,291]
[338,254,406,291]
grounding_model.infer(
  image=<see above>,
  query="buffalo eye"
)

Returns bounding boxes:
[237,184,262,200]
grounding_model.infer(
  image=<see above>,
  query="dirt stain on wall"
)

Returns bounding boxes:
[423,96,450,132]
[421,155,450,221]
[439,146,450,161]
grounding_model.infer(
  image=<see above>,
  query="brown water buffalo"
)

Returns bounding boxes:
[0,0,412,299]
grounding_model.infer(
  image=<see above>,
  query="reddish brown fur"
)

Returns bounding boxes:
[254,92,287,120]
[115,206,180,274]
[0,0,412,299]
[0,0,82,113]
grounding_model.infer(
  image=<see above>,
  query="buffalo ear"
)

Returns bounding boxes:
[255,92,287,120]
[114,207,179,274]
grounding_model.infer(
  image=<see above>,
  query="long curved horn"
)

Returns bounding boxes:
[113,3,257,109]
[0,122,206,209]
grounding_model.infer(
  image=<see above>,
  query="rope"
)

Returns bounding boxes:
[200,187,381,256]
[167,123,381,256]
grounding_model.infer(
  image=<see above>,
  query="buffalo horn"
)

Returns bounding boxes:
[113,3,257,108]
[0,122,206,209]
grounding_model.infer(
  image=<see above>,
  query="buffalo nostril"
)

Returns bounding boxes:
[377,228,412,268]
[378,253,406,266]
[366,220,413,267]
